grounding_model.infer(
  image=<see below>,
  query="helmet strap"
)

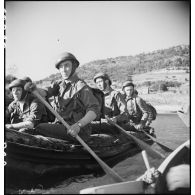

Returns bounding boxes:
[20,89,28,101]
[66,60,77,80]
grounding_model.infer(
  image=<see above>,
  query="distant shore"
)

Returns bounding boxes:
[155,104,180,114]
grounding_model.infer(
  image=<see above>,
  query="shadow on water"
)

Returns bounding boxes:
[6,168,99,194]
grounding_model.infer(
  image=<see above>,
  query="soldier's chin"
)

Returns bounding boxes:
[14,96,21,101]
[98,86,104,91]
[62,75,69,80]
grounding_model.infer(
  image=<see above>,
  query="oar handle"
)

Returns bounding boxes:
[142,150,150,170]
[31,89,124,183]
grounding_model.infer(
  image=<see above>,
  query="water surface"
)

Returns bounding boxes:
[6,114,189,194]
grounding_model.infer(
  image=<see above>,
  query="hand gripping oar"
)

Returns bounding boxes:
[25,84,124,183]
[141,130,174,152]
[105,116,165,159]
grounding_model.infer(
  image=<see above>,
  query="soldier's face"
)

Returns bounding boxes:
[12,87,23,101]
[59,60,72,80]
[124,86,134,97]
[96,77,106,91]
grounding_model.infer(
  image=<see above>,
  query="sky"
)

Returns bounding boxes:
[6,1,189,81]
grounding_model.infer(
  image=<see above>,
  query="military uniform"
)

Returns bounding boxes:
[125,94,149,125]
[36,74,100,142]
[6,94,48,127]
[104,89,128,123]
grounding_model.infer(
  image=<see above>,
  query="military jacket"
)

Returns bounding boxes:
[46,75,100,125]
[125,94,149,123]
[7,94,48,126]
[104,89,128,123]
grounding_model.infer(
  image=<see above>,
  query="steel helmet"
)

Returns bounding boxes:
[22,76,32,83]
[55,52,80,69]
[8,79,26,91]
[93,72,112,85]
[122,81,135,90]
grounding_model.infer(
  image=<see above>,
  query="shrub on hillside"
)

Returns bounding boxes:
[6,74,17,84]
[165,81,181,88]
[159,83,168,91]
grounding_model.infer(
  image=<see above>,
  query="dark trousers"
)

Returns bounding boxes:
[35,123,92,142]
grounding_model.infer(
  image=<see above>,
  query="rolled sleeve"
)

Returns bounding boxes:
[136,97,149,121]
[24,100,46,126]
[79,87,101,118]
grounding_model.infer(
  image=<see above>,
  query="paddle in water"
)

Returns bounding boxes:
[24,82,124,183]
[141,130,174,152]
[105,116,165,159]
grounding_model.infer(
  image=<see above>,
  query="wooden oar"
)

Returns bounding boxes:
[141,130,174,152]
[25,84,124,183]
[105,116,165,159]
[142,150,150,170]
[177,110,190,128]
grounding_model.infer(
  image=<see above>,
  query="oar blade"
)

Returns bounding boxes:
[142,131,174,152]
[129,134,166,159]
[106,116,165,159]
[154,142,174,152]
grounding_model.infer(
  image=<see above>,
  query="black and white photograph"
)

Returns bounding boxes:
[5,1,190,194]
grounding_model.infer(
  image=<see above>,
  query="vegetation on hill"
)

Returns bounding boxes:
[37,44,189,85]
[5,45,189,110]
[5,44,189,89]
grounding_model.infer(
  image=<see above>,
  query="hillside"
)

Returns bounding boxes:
[6,45,189,112]
[38,44,189,87]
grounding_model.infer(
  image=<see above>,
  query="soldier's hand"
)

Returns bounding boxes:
[142,167,160,184]
[24,82,37,92]
[68,123,81,137]
[101,118,108,123]
[136,123,144,131]
[111,117,117,123]
[5,124,13,129]
[51,82,60,96]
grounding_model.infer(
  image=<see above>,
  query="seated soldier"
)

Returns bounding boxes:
[22,76,55,123]
[93,72,128,124]
[93,72,129,135]
[5,79,48,132]
[27,52,101,142]
[5,75,17,107]
[122,81,151,132]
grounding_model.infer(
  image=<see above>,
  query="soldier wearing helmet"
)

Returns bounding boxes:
[93,72,128,124]
[30,52,100,142]
[5,79,48,131]
[122,81,153,131]
[22,76,32,83]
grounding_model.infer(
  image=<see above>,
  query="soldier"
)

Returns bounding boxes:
[122,81,152,131]
[29,52,101,142]
[22,76,55,122]
[93,72,129,124]
[5,79,48,132]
